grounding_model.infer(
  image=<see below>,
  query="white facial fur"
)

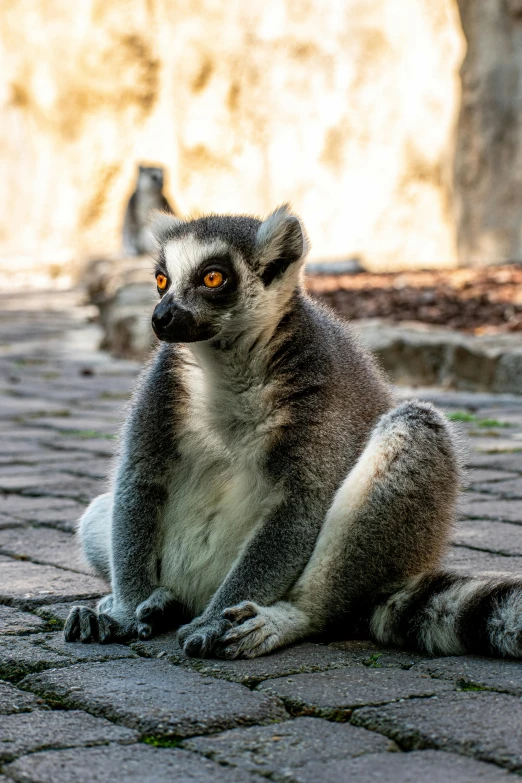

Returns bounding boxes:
[163,236,233,297]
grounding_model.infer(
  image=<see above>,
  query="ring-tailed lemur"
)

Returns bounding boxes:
[66,206,522,659]
[122,166,174,256]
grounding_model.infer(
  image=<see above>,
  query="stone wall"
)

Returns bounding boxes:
[454,0,522,265]
[0,0,464,272]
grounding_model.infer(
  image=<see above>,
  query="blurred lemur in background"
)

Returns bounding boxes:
[122,165,174,256]
[67,205,522,660]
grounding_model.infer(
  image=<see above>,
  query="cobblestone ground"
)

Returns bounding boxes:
[1,290,522,782]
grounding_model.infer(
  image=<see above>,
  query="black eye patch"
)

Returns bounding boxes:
[193,254,238,301]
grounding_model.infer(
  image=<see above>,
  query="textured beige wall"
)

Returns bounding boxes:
[455,0,522,265]
[0,0,464,271]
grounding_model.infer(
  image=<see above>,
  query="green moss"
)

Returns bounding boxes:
[142,736,182,748]
[447,411,511,429]
[363,653,382,668]
[447,411,477,423]
[477,418,511,428]
[457,680,487,692]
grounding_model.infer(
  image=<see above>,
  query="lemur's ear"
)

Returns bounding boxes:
[255,204,309,286]
[148,211,184,246]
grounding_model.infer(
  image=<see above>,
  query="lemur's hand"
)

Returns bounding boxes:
[178,612,232,658]
[64,595,137,644]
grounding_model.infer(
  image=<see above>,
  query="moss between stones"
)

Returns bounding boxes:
[457,680,488,692]
[141,736,182,748]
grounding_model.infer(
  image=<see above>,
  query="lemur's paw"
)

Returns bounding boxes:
[217,602,278,659]
[217,601,309,659]
[97,612,137,644]
[178,616,232,658]
[64,603,137,644]
[64,606,98,643]
[136,587,175,639]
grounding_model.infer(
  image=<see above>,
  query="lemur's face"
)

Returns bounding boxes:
[150,206,308,344]
[138,166,164,191]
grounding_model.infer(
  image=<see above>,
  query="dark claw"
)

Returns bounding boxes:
[184,633,206,658]
[79,607,98,642]
[138,622,152,640]
[64,607,81,642]
[177,622,194,647]
[182,618,233,659]
[98,613,117,644]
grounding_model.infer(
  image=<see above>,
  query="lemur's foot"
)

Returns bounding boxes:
[178,601,309,659]
[217,601,311,659]
[178,614,232,658]
[64,601,137,644]
[135,587,181,640]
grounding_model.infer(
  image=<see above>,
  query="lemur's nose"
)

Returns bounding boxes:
[152,297,174,332]
[152,308,172,330]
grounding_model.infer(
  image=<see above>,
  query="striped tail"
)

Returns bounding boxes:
[370,570,522,658]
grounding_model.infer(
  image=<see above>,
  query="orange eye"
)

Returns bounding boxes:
[203,270,224,288]
[156,274,168,290]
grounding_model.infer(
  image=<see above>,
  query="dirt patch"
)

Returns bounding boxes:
[307,265,522,334]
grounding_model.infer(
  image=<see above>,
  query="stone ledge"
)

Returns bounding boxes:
[354,319,522,395]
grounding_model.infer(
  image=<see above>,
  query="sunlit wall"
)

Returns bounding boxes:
[0,0,464,271]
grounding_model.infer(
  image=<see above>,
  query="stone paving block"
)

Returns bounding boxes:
[0,710,137,763]
[0,396,70,418]
[0,440,46,456]
[0,450,96,466]
[13,505,85,533]
[43,633,137,663]
[477,477,522,499]
[465,437,521,453]
[0,473,77,492]
[257,667,453,719]
[444,546,522,575]
[131,634,365,685]
[0,557,106,609]
[327,639,421,669]
[453,519,522,556]
[414,656,522,696]
[467,452,522,473]
[0,606,45,635]
[60,459,111,480]
[0,513,26,530]
[22,658,287,738]
[19,475,103,504]
[0,635,70,681]
[0,426,57,441]
[40,436,117,457]
[3,745,259,783]
[351,691,522,771]
[0,466,53,478]
[460,495,522,524]
[184,716,395,779]
[288,750,515,783]
[468,469,520,485]
[0,496,79,517]
[29,416,118,435]
[0,526,88,573]
[0,681,44,714]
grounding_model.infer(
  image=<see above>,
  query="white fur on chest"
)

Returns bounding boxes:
[159,355,281,613]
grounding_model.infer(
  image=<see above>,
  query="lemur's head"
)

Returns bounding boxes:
[149,205,309,344]
[137,165,164,192]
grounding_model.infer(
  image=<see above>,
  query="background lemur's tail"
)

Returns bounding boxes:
[370,570,522,658]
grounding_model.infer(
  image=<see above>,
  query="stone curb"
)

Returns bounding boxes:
[353,319,522,395]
